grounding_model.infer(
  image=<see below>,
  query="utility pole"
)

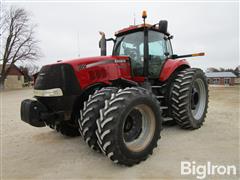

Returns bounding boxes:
[134,13,136,25]
[77,31,80,57]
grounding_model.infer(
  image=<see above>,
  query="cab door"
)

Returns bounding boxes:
[147,30,170,78]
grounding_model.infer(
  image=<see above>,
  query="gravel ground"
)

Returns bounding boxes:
[1,87,239,179]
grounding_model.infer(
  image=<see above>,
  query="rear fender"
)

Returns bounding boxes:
[160,59,190,81]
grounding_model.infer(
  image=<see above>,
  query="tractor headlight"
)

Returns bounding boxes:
[33,88,63,97]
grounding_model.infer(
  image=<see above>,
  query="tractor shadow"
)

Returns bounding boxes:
[5,123,194,179]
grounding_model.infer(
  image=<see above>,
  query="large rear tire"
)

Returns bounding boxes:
[170,68,208,129]
[78,87,118,151]
[96,87,162,166]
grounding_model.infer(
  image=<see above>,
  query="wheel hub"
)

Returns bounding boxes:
[123,109,142,142]
[123,104,156,152]
[191,78,207,120]
[191,88,199,110]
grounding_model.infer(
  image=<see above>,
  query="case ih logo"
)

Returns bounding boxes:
[114,59,127,63]
[78,59,127,71]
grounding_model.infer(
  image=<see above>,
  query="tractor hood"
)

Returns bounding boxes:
[34,56,130,95]
[53,55,129,68]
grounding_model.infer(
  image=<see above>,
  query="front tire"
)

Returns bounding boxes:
[96,87,162,166]
[170,68,208,129]
[57,121,80,137]
[48,121,80,137]
[78,87,118,151]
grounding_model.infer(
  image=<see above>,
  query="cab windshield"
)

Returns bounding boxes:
[113,30,168,77]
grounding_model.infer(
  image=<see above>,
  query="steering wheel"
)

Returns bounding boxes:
[122,44,138,60]
[122,42,142,69]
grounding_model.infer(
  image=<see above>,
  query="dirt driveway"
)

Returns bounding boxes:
[1,87,239,179]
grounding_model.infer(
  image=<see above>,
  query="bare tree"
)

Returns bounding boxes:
[26,64,40,76]
[20,63,40,76]
[206,67,219,72]
[219,67,225,72]
[234,66,240,77]
[0,6,41,88]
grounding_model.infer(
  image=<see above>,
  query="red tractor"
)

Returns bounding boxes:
[21,11,208,166]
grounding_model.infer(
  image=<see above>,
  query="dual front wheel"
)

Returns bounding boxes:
[79,87,162,166]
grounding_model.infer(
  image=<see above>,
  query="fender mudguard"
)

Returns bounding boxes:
[159,59,190,81]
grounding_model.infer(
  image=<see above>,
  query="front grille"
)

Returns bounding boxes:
[35,65,62,90]
[34,64,81,95]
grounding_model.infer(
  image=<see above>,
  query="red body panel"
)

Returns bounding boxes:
[159,59,190,81]
[55,56,131,89]
[49,56,189,90]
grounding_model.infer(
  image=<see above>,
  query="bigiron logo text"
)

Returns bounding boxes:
[181,161,237,179]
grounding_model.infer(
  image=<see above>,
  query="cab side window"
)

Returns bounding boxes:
[166,39,173,56]
[147,31,167,78]
[148,31,166,61]
[149,41,166,59]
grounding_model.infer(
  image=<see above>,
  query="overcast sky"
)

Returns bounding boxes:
[2,1,239,70]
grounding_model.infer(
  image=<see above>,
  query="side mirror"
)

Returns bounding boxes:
[159,20,168,34]
[99,31,106,56]
[171,54,178,59]
[164,52,170,57]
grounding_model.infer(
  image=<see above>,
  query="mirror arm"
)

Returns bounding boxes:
[106,38,116,43]
[171,54,178,59]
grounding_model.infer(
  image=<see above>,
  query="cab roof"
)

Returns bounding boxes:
[115,23,170,37]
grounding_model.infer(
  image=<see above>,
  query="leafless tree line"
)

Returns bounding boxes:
[206,66,240,77]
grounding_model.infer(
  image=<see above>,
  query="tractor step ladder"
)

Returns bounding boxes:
[151,84,174,122]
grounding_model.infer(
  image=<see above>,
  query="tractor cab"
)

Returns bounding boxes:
[113,25,173,78]
[99,11,174,79]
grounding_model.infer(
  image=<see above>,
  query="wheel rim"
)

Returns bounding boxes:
[191,78,207,120]
[123,109,143,142]
[123,104,156,152]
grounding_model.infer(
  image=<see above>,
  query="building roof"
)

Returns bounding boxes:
[205,72,237,78]
[0,64,25,76]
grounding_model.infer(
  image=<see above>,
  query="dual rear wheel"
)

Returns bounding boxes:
[169,68,208,129]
